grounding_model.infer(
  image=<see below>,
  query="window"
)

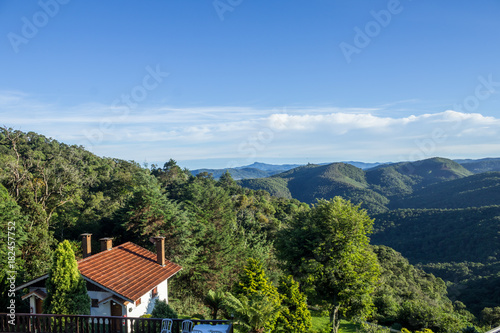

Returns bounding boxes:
[135,298,141,306]
[91,299,99,308]
[152,287,158,297]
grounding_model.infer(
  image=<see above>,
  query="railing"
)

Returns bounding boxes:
[0,313,233,333]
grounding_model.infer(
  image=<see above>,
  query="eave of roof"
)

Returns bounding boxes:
[98,295,129,306]
[81,275,134,303]
[16,274,48,291]
[21,289,47,301]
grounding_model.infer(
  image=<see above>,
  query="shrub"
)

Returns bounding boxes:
[151,299,178,319]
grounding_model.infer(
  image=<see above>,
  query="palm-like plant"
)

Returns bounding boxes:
[224,292,283,333]
[204,289,226,319]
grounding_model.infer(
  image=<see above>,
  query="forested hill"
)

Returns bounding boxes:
[389,172,500,209]
[241,163,390,213]
[190,162,301,180]
[190,162,386,180]
[0,128,312,312]
[456,157,500,173]
[191,167,272,180]
[190,158,500,182]
[1,128,498,327]
[239,157,475,212]
[371,206,500,315]
[238,157,500,317]
[0,129,308,283]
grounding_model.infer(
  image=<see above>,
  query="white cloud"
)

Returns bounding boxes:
[1,91,499,167]
[266,110,500,134]
[267,112,407,132]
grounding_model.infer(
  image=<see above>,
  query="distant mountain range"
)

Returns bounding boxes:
[236,162,303,172]
[190,161,385,180]
[239,158,464,211]
[454,157,500,173]
[190,163,296,180]
[236,157,500,211]
[191,158,500,180]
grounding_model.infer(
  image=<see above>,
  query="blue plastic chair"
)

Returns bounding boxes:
[161,319,173,333]
[181,320,194,333]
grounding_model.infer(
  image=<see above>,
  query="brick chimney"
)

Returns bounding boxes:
[81,233,92,258]
[99,238,112,252]
[152,236,165,266]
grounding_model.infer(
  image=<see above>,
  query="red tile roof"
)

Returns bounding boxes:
[77,242,182,302]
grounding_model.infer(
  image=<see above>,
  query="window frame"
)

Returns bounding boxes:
[91,299,99,308]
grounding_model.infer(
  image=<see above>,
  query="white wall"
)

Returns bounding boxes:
[159,278,168,303]
[29,295,36,313]
[88,291,113,316]
[128,279,169,318]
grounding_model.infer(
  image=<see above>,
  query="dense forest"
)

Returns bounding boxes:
[372,207,500,316]
[1,128,499,332]
[237,156,500,319]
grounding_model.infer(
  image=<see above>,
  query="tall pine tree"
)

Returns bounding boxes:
[234,258,282,332]
[43,240,91,315]
[277,275,312,333]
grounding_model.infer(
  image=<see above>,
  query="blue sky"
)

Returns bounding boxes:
[1,1,500,169]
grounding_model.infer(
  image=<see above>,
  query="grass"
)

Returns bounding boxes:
[214,310,362,333]
[311,309,362,333]
[340,320,361,333]
[311,309,330,332]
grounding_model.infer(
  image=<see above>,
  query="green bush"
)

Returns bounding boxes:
[151,299,178,319]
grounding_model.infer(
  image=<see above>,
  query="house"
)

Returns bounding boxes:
[16,234,182,317]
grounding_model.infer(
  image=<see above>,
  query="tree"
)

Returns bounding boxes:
[277,275,312,333]
[43,240,91,315]
[234,258,282,332]
[276,197,381,333]
[218,171,237,189]
[176,177,247,297]
[223,292,283,333]
[0,128,86,279]
[119,169,196,265]
[204,289,226,319]
[461,326,480,333]
[370,245,475,332]
[151,159,189,191]
[481,307,500,328]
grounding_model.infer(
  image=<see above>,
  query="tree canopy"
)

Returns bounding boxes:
[277,197,381,333]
